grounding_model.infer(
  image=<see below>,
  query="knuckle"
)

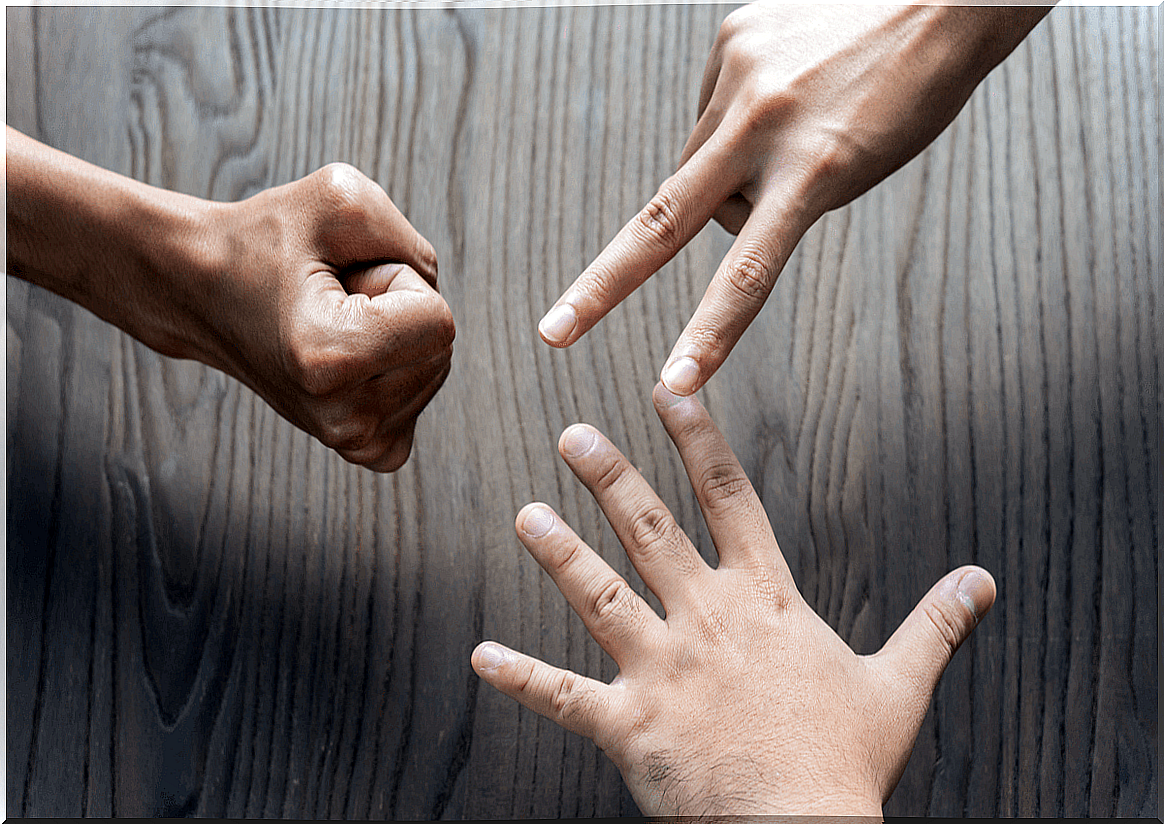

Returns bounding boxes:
[547,537,587,578]
[696,463,753,515]
[590,578,635,624]
[802,134,858,190]
[719,4,756,40]
[693,601,732,643]
[314,162,377,222]
[592,452,630,494]
[751,568,794,612]
[635,189,685,249]
[427,296,457,349]
[733,83,796,138]
[318,415,377,453]
[922,599,966,658]
[627,505,683,555]
[574,262,620,309]
[286,340,340,398]
[724,248,775,302]
[287,338,355,399]
[550,671,591,722]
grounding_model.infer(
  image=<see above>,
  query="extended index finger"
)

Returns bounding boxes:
[538,144,744,348]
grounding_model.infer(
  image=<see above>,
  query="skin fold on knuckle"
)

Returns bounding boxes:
[723,247,775,303]
[572,259,622,312]
[696,463,754,517]
[626,506,694,573]
[544,535,588,579]
[921,597,969,660]
[549,671,595,726]
[591,450,631,494]
[634,188,686,250]
[589,577,636,626]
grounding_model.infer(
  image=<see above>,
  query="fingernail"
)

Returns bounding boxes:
[661,356,700,395]
[560,424,596,458]
[956,569,994,622]
[539,303,577,343]
[520,505,555,538]
[475,642,510,671]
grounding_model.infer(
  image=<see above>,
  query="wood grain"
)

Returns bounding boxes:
[6,5,1158,818]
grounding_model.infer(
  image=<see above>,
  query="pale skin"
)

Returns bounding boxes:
[6,126,455,472]
[473,383,996,817]
[538,3,1053,395]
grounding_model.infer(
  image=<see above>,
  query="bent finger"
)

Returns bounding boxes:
[515,503,664,663]
[306,163,438,284]
[337,423,416,473]
[711,194,750,236]
[472,642,614,744]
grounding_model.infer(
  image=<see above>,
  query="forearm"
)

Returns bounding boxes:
[5,126,220,361]
[923,3,1054,79]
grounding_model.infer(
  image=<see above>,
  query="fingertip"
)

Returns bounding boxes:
[953,565,996,623]
[538,303,578,346]
[558,423,598,459]
[660,355,701,396]
[516,502,556,539]
[652,380,694,412]
[472,641,513,674]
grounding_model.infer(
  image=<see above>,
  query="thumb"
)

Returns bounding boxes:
[875,565,996,700]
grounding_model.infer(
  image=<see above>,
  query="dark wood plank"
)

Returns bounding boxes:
[5,5,1158,818]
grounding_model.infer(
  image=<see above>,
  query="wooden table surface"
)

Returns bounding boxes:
[5,5,1158,819]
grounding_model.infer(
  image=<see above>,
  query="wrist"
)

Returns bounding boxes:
[916,3,1052,81]
[6,127,225,364]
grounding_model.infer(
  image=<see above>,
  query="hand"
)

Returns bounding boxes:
[472,384,995,816]
[537,3,1050,395]
[195,164,455,472]
[6,126,454,472]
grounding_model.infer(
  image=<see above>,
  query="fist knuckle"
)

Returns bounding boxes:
[374,436,413,473]
[636,189,685,249]
[724,248,775,302]
[286,337,340,398]
[319,416,377,453]
[315,162,377,224]
[720,5,756,40]
[289,340,357,399]
[428,296,457,348]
